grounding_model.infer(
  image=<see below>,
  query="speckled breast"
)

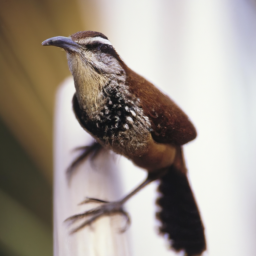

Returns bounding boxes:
[73,82,152,157]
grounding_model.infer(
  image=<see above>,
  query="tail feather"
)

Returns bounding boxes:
[156,148,206,256]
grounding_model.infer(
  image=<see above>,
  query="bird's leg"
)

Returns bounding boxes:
[66,141,103,180]
[65,169,168,234]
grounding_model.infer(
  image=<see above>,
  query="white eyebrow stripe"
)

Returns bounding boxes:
[76,37,112,46]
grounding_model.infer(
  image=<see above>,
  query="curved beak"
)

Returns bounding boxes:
[42,36,80,52]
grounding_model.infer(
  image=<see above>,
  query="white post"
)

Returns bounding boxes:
[53,78,131,256]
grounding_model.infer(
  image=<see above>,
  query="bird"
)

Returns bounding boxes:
[42,30,206,256]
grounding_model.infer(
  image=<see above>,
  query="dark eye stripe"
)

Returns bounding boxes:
[86,42,102,50]
[101,45,119,59]
[83,42,120,60]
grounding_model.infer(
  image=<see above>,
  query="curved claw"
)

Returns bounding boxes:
[65,206,102,225]
[66,149,92,180]
[66,142,103,181]
[117,209,131,233]
[69,212,103,234]
[68,208,131,234]
[65,201,131,235]
[79,197,109,205]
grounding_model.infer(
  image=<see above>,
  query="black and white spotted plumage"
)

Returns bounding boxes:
[42,30,206,256]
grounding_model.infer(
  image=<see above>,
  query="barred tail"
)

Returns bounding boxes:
[156,147,206,256]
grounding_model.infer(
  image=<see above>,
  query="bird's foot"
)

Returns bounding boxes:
[66,141,103,180]
[65,197,130,234]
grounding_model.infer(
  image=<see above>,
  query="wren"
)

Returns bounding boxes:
[42,31,206,256]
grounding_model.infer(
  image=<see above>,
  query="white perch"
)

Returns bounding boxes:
[53,78,131,256]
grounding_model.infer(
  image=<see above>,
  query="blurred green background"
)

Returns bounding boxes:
[0,0,101,255]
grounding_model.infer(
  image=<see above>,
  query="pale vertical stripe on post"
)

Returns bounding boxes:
[53,77,131,256]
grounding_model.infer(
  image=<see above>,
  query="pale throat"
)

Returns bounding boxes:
[67,51,128,121]
[68,54,109,118]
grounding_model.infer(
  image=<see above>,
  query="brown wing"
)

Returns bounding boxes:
[124,67,197,146]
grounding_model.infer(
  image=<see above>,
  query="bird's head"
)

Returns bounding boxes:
[42,31,126,114]
[42,31,124,75]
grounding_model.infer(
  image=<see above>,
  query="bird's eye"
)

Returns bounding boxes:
[101,45,108,51]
